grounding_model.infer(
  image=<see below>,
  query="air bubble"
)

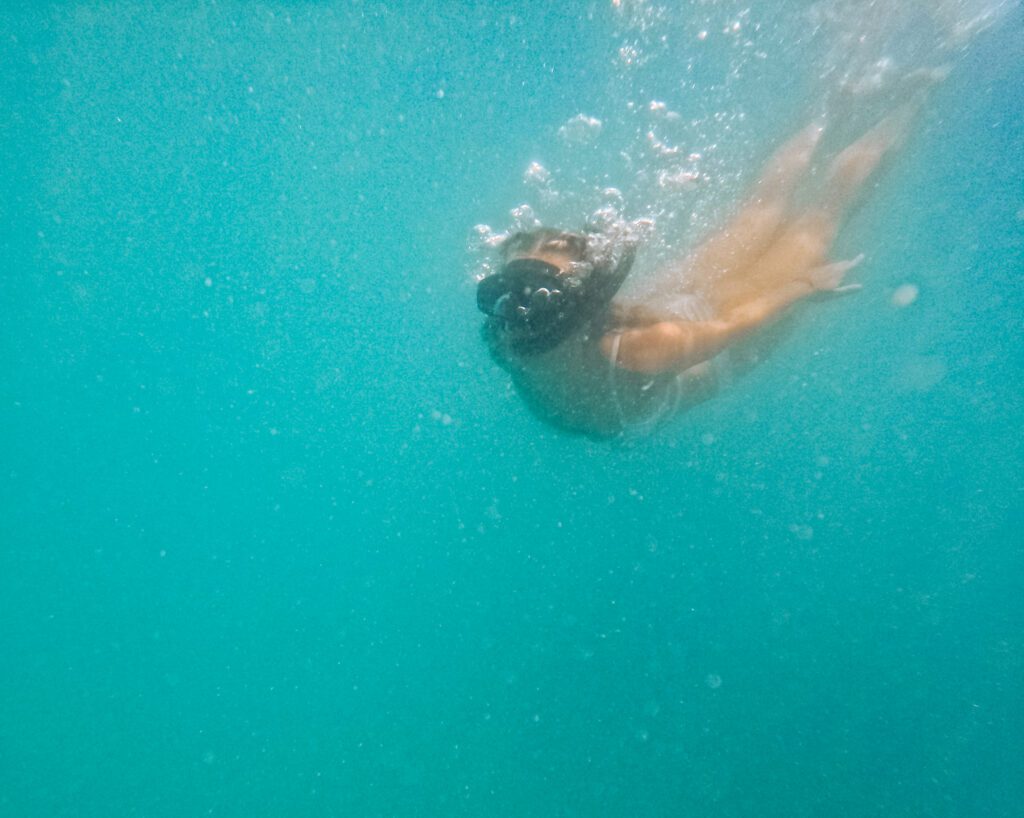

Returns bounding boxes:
[557,113,603,145]
[523,161,551,186]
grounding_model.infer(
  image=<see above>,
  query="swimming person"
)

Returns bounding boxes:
[477,107,918,438]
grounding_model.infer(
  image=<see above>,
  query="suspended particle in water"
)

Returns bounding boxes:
[618,44,642,66]
[430,409,454,426]
[891,283,919,307]
[705,673,722,689]
[788,523,814,541]
[897,355,947,392]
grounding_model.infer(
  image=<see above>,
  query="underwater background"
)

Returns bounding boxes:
[2,2,1022,816]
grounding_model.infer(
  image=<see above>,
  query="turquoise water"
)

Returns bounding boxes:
[2,3,1022,816]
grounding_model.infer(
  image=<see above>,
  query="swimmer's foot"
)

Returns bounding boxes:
[826,61,946,143]
[902,65,952,94]
[817,104,915,216]
[836,59,950,102]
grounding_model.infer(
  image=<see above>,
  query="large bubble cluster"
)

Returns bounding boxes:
[468,0,1013,286]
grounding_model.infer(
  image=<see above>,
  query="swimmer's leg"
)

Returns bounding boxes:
[714,107,913,311]
[815,102,915,219]
[688,121,825,309]
[654,121,824,303]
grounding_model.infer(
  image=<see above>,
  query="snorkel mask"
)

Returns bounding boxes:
[476,258,583,353]
[476,231,636,354]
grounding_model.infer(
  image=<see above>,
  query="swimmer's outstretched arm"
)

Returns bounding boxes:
[603,256,862,374]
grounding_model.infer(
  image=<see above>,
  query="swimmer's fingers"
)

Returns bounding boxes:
[805,253,865,294]
[832,283,862,294]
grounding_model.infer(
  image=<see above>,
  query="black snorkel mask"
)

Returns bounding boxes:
[476,258,582,353]
[476,245,635,355]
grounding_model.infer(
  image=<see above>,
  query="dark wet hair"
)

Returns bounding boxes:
[477,226,636,355]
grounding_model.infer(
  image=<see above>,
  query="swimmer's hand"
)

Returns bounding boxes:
[804,254,864,294]
[604,259,864,374]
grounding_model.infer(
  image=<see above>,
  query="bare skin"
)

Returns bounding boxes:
[596,107,914,374]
